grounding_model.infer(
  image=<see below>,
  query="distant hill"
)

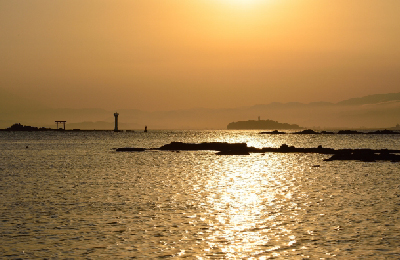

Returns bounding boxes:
[227,119,302,130]
[337,92,400,106]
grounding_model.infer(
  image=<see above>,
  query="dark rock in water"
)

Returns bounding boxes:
[324,149,400,162]
[159,141,253,155]
[337,130,363,134]
[321,131,335,134]
[293,129,320,134]
[279,144,292,150]
[116,148,146,152]
[260,130,286,134]
[216,150,250,155]
[159,142,248,152]
[115,141,400,161]
[259,144,335,154]
[367,129,400,135]
[278,144,299,151]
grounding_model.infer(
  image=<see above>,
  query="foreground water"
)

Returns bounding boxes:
[1,130,400,258]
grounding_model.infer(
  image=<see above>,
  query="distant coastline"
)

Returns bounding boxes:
[227,119,302,130]
[1,122,399,132]
[260,129,400,135]
[0,123,131,132]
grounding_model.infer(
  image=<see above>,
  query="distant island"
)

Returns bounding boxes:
[227,119,302,130]
[3,123,51,131]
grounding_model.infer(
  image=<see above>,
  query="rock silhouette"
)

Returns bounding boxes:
[116,142,400,162]
[259,130,286,134]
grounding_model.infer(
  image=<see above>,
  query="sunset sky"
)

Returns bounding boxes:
[1,0,400,111]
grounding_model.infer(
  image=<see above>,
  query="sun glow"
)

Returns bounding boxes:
[233,0,261,4]
[220,0,266,8]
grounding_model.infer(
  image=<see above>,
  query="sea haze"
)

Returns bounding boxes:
[1,130,400,258]
[0,91,399,130]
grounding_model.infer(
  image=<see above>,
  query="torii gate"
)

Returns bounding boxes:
[55,121,66,130]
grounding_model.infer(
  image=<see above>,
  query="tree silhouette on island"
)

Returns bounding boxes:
[227,119,302,130]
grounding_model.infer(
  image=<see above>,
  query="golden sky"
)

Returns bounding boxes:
[1,0,400,110]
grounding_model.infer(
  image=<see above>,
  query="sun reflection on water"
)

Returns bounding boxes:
[209,130,278,148]
[199,153,302,258]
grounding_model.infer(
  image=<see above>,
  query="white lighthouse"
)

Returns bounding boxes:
[114,112,119,132]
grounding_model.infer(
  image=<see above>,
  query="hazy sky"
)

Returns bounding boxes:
[1,0,400,111]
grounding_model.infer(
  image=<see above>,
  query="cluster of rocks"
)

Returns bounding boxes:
[116,142,400,162]
[158,142,251,155]
[324,150,400,162]
[115,148,146,152]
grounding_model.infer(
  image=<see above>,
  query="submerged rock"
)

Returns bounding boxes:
[159,142,248,152]
[260,130,286,134]
[324,150,400,162]
[116,148,146,152]
[114,141,400,162]
[367,130,400,135]
[216,150,250,155]
[293,129,320,134]
[321,131,335,134]
[337,130,363,134]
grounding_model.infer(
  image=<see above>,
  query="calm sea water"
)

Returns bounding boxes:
[1,130,400,259]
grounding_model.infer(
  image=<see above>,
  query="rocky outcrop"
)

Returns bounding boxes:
[337,130,363,134]
[115,141,400,162]
[259,130,286,134]
[366,130,400,135]
[324,150,400,162]
[159,142,249,152]
[258,129,399,135]
[293,129,320,134]
[115,148,145,152]
[320,131,335,134]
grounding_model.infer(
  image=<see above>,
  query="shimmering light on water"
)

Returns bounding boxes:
[1,131,400,258]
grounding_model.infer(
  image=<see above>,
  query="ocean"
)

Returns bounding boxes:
[1,130,400,258]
